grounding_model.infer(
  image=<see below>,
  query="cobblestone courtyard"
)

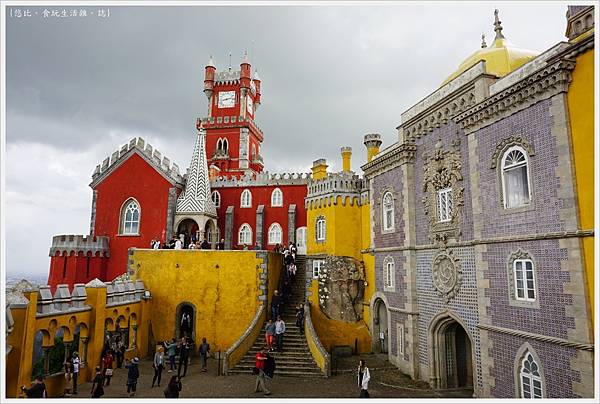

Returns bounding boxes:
[73,355,472,399]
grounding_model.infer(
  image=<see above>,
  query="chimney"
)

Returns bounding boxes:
[363,134,382,163]
[311,159,328,180]
[341,147,352,172]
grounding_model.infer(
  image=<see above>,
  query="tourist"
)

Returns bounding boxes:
[265,319,276,352]
[102,350,114,386]
[289,242,297,260]
[180,312,192,337]
[152,346,165,388]
[64,361,73,396]
[264,350,276,381]
[281,280,291,307]
[201,238,210,249]
[150,239,156,248]
[174,237,183,250]
[118,341,126,368]
[358,359,371,398]
[198,337,210,372]
[153,239,161,249]
[177,337,190,378]
[164,375,182,398]
[218,238,225,250]
[275,315,286,352]
[90,366,105,398]
[125,357,140,397]
[164,338,178,372]
[271,290,281,320]
[21,376,47,398]
[188,241,196,249]
[295,304,305,333]
[71,351,80,394]
[253,347,271,396]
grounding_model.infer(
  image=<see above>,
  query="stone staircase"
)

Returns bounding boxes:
[229,255,324,377]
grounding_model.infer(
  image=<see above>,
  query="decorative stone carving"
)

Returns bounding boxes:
[490,136,535,168]
[317,256,366,322]
[422,138,464,244]
[431,248,461,303]
[509,249,531,262]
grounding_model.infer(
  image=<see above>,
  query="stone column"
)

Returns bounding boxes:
[225,206,234,249]
[80,337,90,366]
[42,347,52,377]
[131,325,138,349]
[89,190,98,236]
[287,204,296,244]
[255,205,265,249]
[165,187,178,242]
[64,341,73,364]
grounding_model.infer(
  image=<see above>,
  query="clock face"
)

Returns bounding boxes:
[246,95,254,115]
[217,91,235,108]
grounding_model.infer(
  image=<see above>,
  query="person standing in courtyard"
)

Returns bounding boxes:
[90,366,105,398]
[253,347,271,396]
[71,351,80,395]
[152,346,165,388]
[271,290,281,320]
[198,337,210,372]
[63,360,73,396]
[177,337,190,378]
[21,376,47,398]
[275,315,286,352]
[358,359,371,398]
[295,304,305,333]
[102,350,114,386]
[165,338,178,372]
[125,357,140,397]
[218,238,225,250]
[164,375,182,398]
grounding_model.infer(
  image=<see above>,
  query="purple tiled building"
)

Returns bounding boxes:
[361,7,595,398]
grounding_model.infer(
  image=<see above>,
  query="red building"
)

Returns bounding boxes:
[46,53,308,291]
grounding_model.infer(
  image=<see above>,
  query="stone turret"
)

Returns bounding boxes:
[341,147,352,172]
[363,134,382,163]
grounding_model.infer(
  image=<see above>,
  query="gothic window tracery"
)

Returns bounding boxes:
[519,352,543,398]
[238,223,252,245]
[383,256,395,291]
[271,188,283,207]
[502,146,531,208]
[382,192,394,232]
[267,222,282,244]
[120,199,140,235]
[316,216,326,242]
[240,189,252,208]
[211,191,221,208]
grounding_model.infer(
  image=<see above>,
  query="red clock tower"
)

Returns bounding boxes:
[202,53,264,178]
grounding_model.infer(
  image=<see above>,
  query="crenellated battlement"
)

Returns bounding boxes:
[199,115,264,139]
[49,235,110,257]
[305,171,367,209]
[210,171,311,188]
[215,69,241,84]
[91,137,184,186]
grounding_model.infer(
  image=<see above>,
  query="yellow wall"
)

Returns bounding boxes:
[6,286,147,398]
[566,48,595,320]
[131,250,277,353]
[361,203,376,327]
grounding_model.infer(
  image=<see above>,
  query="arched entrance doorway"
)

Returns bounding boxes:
[175,302,196,340]
[372,298,389,354]
[204,220,218,246]
[429,314,473,390]
[177,219,199,246]
[296,227,307,255]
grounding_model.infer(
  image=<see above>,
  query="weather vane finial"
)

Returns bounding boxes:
[228,52,232,72]
[494,9,505,40]
[481,33,487,48]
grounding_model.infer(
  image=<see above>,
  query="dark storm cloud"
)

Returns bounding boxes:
[4,3,568,276]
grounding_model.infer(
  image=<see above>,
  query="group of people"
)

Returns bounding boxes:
[150,235,226,250]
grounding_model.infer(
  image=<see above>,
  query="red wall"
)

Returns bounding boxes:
[93,153,179,280]
[214,184,307,249]
[48,252,108,292]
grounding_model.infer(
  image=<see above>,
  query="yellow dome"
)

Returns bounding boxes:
[441,10,540,86]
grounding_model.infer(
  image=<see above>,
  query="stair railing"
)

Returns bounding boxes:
[304,301,331,377]
[223,305,266,375]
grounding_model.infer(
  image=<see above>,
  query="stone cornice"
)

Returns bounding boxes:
[549,33,594,62]
[478,323,594,351]
[455,59,576,134]
[362,143,416,178]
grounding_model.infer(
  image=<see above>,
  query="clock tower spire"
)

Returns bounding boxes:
[200,53,264,178]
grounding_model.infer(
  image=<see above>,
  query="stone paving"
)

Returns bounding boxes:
[72,354,473,399]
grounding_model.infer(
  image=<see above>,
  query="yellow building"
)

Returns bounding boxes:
[563,5,595,321]
[305,137,382,354]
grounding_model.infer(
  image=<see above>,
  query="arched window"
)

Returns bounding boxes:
[216,139,222,151]
[211,191,221,208]
[519,352,543,398]
[316,216,326,241]
[513,258,536,301]
[120,199,140,235]
[238,223,253,245]
[502,146,531,208]
[240,189,252,208]
[271,188,283,207]
[382,192,394,231]
[268,223,282,245]
[383,256,395,291]
[223,138,229,153]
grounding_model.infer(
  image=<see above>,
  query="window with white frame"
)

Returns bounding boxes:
[383,256,395,290]
[121,199,140,235]
[238,223,253,245]
[222,138,229,153]
[268,223,282,245]
[397,323,405,356]
[437,188,452,222]
[312,259,325,279]
[519,352,543,398]
[211,191,221,208]
[513,259,536,301]
[316,216,326,241]
[240,189,252,208]
[271,188,283,207]
[382,192,395,231]
[502,146,531,209]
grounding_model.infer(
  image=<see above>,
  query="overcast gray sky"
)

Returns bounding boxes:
[4,2,571,278]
